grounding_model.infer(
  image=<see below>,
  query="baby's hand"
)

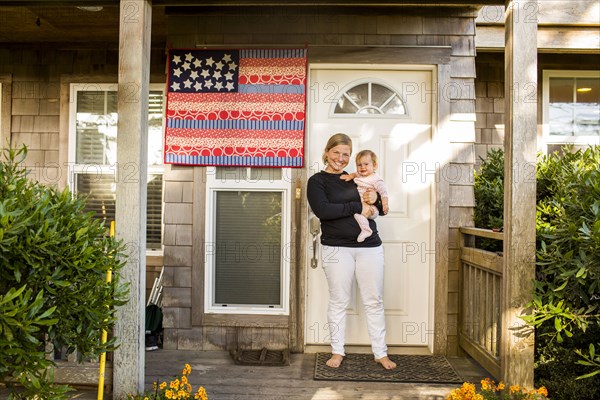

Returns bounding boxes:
[340,172,356,182]
[382,197,389,215]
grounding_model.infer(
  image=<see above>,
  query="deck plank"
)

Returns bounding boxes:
[1,351,491,399]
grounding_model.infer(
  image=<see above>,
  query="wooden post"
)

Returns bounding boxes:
[501,0,537,388]
[113,0,151,397]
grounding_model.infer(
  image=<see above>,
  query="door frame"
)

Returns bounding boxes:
[298,63,450,354]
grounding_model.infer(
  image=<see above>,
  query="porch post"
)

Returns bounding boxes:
[501,0,537,387]
[114,0,152,397]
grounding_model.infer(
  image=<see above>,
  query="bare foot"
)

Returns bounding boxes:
[326,354,344,368]
[375,356,397,370]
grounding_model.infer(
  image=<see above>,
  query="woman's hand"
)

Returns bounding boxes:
[361,202,373,217]
[362,189,377,205]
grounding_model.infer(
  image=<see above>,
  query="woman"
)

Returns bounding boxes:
[306,133,396,370]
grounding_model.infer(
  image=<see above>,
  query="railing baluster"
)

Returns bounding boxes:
[459,227,503,379]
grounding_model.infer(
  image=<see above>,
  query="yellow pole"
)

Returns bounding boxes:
[97,221,115,400]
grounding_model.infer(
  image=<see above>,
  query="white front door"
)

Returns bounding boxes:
[305,66,436,348]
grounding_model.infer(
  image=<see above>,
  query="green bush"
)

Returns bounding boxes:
[473,148,504,252]
[0,146,129,399]
[473,146,600,399]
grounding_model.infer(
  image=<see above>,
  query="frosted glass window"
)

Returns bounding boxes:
[334,82,406,115]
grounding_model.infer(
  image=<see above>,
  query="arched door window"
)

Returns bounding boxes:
[333,81,408,116]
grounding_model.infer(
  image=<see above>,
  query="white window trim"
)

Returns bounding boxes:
[204,166,291,315]
[68,83,165,252]
[542,70,600,147]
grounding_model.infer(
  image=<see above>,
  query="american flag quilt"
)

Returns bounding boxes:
[164,48,307,167]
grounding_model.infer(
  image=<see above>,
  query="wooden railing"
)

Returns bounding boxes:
[459,227,503,379]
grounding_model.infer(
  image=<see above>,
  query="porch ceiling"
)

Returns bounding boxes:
[0,0,503,45]
[0,5,166,44]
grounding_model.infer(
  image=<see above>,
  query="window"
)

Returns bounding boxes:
[205,167,291,314]
[543,70,600,147]
[333,81,407,116]
[69,83,165,250]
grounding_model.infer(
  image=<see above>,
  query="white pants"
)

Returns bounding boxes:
[321,245,388,359]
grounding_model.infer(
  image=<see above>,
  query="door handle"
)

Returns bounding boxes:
[310,216,320,269]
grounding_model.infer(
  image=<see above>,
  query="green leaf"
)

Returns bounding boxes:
[553,280,569,292]
[576,369,600,380]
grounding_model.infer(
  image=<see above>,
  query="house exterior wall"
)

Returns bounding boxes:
[161,7,480,356]
[474,52,600,165]
[0,46,166,188]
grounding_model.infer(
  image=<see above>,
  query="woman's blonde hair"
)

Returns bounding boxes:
[355,149,378,168]
[322,133,352,165]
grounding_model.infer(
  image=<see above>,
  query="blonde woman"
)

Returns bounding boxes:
[306,133,396,370]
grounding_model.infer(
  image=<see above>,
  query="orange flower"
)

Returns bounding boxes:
[509,385,521,394]
[537,386,549,397]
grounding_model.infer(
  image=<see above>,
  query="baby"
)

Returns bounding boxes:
[343,150,389,242]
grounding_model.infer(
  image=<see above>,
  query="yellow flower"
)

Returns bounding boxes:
[537,386,548,397]
[497,382,505,391]
[170,378,180,390]
[160,382,167,390]
[144,397,149,400]
[182,375,189,385]
[165,390,174,399]
[196,386,208,400]
[480,378,494,391]
[183,363,192,375]
[510,385,521,394]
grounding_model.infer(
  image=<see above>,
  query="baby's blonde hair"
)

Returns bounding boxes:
[355,149,378,168]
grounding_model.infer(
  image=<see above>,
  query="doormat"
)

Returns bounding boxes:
[231,348,290,366]
[314,353,463,384]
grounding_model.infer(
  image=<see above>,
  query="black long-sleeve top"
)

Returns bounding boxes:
[307,170,383,248]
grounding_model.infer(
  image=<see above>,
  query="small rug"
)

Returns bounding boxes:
[314,353,463,384]
[231,348,290,366]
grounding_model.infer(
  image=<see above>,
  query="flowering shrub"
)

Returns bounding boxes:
[127,364,208,400]
[447,379,549,400]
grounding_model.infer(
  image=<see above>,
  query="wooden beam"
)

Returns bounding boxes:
[476,25,600,53]
[477,2,600,26]
[501,0,536,388]
[0,74,12,149]
[1,0,504,5]
[113,0,152,397]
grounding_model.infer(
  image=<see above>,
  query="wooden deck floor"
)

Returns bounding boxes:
[1,349,491,400]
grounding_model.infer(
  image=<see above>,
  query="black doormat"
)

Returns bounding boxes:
[231,348,290,366]
[314,353,463,384]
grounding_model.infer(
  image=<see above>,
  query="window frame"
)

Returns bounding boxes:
[68,83,165,253]
[542,70,600,147]
[204,167,292,315]
[330,78,410,119]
